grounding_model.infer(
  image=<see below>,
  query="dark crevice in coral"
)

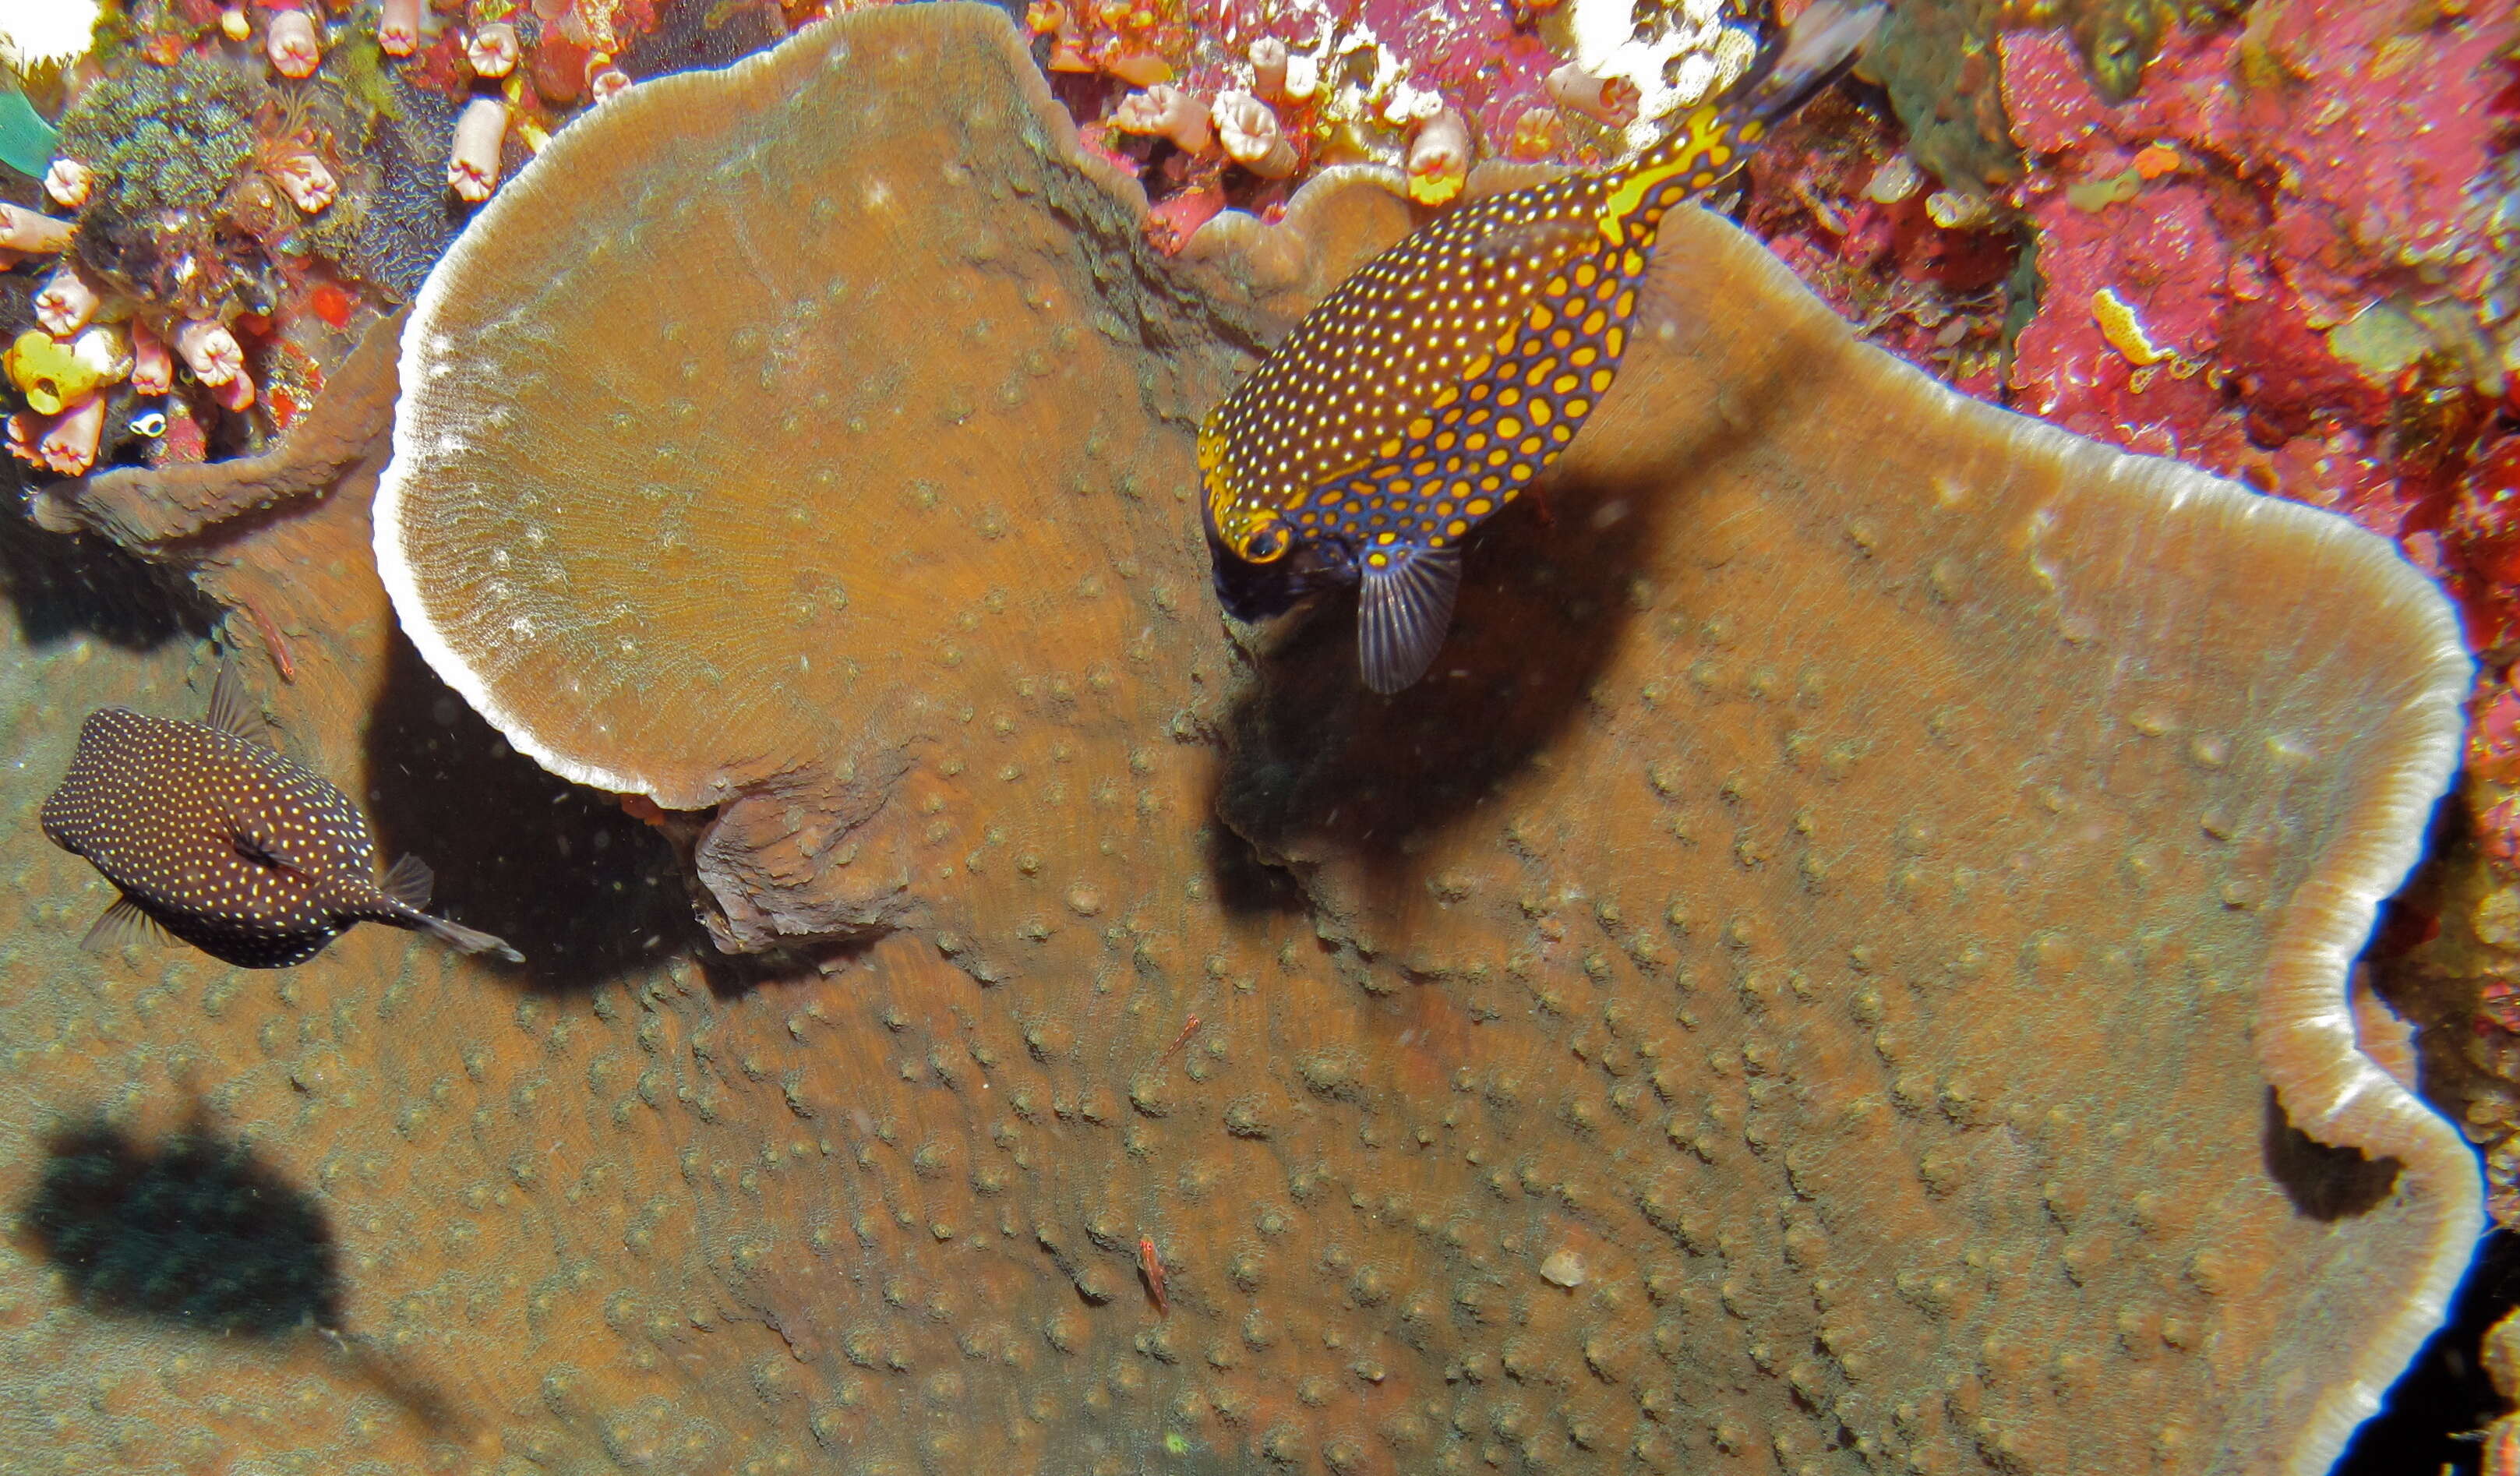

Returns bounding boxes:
[0,493,214,649]
[2262,1086,2404,1222]
[1030,121,1276,363]
[692,934,886,999]
[361,630,698,995]
[2340,1229,2520,1476]
[617,0,788,79]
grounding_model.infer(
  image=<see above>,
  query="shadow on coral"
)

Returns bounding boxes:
[1207,214,1821,934]
[693,935,886,1000]
[0,496,214,651]
[360,631,701,994]
[1199,817,1308,921]
[18,1113,465,1437]
[2263,1086,2405,1222]
[1208,464,1689,925]
[21,1114,342,1335]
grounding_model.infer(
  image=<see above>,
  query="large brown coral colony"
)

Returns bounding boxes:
[338,2,2499,1470]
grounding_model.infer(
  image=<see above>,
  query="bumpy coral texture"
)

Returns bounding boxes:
[305,6,2494,1473]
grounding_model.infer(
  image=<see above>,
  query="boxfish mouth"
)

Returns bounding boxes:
[1205,529,1351,623]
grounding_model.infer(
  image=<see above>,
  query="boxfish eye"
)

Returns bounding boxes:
[1241,521,1291,563]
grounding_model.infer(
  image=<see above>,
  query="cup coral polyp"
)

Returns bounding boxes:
[33,270,99,338]
[263,9,320,78]
[447,98,508,203]
[467,22,520,79]
[1213,90,1297,177]
[1405,107,1471,204]
[175,320,245,387]
[1110,83,1214,154]
[378,0,422,55]
[43,160,91,210]
[7,394,106,476]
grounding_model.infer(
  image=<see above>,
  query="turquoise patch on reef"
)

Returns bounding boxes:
[0,83,58,180]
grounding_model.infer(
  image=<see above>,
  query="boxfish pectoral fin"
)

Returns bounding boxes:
[80,893,171,953]
[1357,543,1463,694]
[224,809,324,877]
[1463,216,1597,274]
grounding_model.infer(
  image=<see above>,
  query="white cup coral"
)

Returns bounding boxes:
[1212,90,1297,178]
[1110,83,1213,154]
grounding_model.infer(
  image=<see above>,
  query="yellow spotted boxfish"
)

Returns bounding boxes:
[1200,0,1886,692]
[41,664,522,969]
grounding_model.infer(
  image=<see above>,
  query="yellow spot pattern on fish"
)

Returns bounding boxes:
[1196,1,1882,692]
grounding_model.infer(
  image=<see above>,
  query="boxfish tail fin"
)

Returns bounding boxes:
[374,856,522,961]
[1357,543,1463,694]
[1738,0,1886,125]
[401,908,525,964]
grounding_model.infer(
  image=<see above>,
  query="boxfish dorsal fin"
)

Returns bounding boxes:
[203,660,272,746]
[382,853,435,909]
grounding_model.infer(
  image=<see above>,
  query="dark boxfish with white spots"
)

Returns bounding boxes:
[1199,0,1886,693]
[41,664,522,969]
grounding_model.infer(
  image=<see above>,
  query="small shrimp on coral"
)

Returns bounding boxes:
[1138,1237,1169,1314]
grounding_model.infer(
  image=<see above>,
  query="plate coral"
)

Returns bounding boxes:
[0,0,2504,1470]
